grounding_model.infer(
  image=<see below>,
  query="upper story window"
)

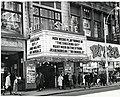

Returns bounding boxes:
[41,2,54,8]
[83,7,91,19]
[83,7,91,37]
[33,6,61,31]
[1,2,23,35]
[33,1,61,10]
[94,11,101,38]
[70,15,80,33]
[70,5,80,33]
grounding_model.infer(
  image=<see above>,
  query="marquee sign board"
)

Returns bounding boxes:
[27,30,87,59]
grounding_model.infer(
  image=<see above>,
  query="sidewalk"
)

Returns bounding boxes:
[3,82,120,96]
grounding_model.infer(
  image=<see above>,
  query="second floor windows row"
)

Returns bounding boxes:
[70,5,118,40]
[32,6,61,32]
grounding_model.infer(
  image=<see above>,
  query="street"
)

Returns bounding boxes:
[47,86,120,96]
[77,89,120,97]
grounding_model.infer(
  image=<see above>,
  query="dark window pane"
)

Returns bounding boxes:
[83,8,91,18]
[56,2,61,10]
[41,2,54,8]
[94,12,101,21]
[70,6,80,16]
[33,1,39,4]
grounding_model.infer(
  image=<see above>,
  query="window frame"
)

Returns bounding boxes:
[33,5,62,31]
[70,14,80,33]
[1,1,23,35]
[93,11,101,38]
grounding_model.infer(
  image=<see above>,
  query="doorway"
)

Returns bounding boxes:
[1,51,23,78]
[36,63,55,88]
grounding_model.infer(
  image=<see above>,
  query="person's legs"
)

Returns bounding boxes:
[88,82,91,88]
[7,86,12,95]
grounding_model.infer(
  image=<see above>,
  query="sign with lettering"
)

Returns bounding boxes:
[27,30,87,59]
[87,41,120,61]
[50,36,85,55]
[25,60,36,89]
[1,38,23,48]
[27,36,41,56]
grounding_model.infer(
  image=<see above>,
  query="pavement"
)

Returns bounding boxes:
[2,82,120,96]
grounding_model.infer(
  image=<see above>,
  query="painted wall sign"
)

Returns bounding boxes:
[87,41,120,61]
[90,44,120,59]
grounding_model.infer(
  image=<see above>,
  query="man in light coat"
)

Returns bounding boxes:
[5,72,12,95]
[58,74,64,89]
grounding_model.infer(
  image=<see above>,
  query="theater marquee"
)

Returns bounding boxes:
[27,30,87,59]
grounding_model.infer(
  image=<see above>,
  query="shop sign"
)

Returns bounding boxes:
[90,44,120,59]
[1,38,23,48]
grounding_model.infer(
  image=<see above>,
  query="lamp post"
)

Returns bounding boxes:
[104,7,120,85]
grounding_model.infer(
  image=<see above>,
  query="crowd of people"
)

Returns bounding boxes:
[1,72,21,95]
[57,71,119,90]
[2,70,119,95]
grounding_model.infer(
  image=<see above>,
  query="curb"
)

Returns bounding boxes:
[38,84,120,96]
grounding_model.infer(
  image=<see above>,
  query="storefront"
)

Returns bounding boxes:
[26,30,89,89]
[86,40,120,73]
[1,37,26,90]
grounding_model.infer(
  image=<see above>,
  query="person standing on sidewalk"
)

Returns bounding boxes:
[78,72,83,87]
[5,72,12,95]
[63,73,68,89]
[35,73,40,91]
[68,72,72,89]
[12,75,20,95]
[58,74,64,89]
[84,73,91,89]
[39,72,45,91]
[72,72,77,88]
